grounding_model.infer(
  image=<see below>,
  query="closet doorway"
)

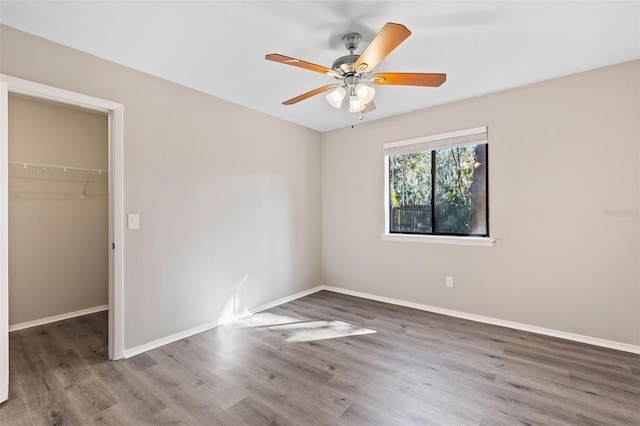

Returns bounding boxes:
[0,75,124,403]
[9,94,109,328]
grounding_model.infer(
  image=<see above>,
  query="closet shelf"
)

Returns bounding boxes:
[9,161,108,176]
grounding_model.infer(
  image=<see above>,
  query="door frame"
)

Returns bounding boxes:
[0,75,125,403]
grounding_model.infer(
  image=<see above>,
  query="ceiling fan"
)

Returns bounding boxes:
[266,22,446,114]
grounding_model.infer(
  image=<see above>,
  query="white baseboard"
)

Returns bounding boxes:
[249,285,324,315]
[122,285,324,358]
[9,304,109,332]
[319,286,640,355]
[122,283,640,358]
[123,320,218,359]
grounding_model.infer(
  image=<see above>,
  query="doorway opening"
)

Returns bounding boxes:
[0,75,124,403]
[8,94,109,333]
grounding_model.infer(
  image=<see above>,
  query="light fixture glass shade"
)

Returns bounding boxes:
[326,87,346,108]
[355,83,375,104]
[349,95,364,112]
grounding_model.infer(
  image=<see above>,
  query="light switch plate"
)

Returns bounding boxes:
[127,213,140,229]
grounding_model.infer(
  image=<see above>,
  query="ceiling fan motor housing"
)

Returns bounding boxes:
[331,54,360,74]
[332,32,364,75]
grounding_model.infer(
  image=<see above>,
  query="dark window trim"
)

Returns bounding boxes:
[388,144,489,238]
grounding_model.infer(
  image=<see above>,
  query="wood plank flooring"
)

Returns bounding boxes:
[1,290,639,425]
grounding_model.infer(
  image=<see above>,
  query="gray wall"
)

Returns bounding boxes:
[321,60,640,346]
[1,25,323,349]
[8,95,108,325]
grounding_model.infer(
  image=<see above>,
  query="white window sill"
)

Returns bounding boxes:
[381,233,495,247]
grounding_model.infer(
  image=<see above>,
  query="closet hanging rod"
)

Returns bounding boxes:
[8,161,108,176]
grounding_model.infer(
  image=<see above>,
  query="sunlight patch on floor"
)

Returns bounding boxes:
[235,312,302,328]
[266,320,376,343]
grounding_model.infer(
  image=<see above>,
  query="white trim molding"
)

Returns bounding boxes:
[123,321,219,359]
[320,286,640,355]
[384,126,488,151]
[8,305,109,332]
[0,74,121,112]
[123,283,639,358]
[0,74,126,367]
[123,286,323,358]
[381,233,495,247]
[108,103,125,362]
[0,81,8,403]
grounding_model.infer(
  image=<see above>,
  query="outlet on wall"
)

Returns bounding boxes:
[446,276,454,288]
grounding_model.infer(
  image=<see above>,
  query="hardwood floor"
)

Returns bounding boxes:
[1,290,639,425]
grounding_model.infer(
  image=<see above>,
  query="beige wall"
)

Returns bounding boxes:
[1,25,323,349]
[8,95,108,325]
[322,60,640,345]
[2,23,637,349]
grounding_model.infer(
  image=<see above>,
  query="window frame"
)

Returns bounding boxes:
[383,127,494,246]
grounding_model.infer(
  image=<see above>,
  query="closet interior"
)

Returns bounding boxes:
[8,94,109,330]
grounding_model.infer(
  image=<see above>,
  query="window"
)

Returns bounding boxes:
[384,127,488,237]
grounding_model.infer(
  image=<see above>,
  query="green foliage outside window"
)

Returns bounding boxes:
[389,144,487,236]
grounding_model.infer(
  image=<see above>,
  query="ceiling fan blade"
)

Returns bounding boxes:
[283,84,338,105]
[362,101,376,113]
[353,23,411,73]
[266,54,340,77]
[370,73,446,87]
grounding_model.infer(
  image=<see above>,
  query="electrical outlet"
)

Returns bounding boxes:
[446,276,454,288]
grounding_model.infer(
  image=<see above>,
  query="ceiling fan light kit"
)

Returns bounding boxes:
[355,83,375,104]
[349,94,364,113]
[266,22,446,115]
[326,86,346,108]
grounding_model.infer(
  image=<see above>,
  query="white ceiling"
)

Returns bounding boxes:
[1,1,639,132]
